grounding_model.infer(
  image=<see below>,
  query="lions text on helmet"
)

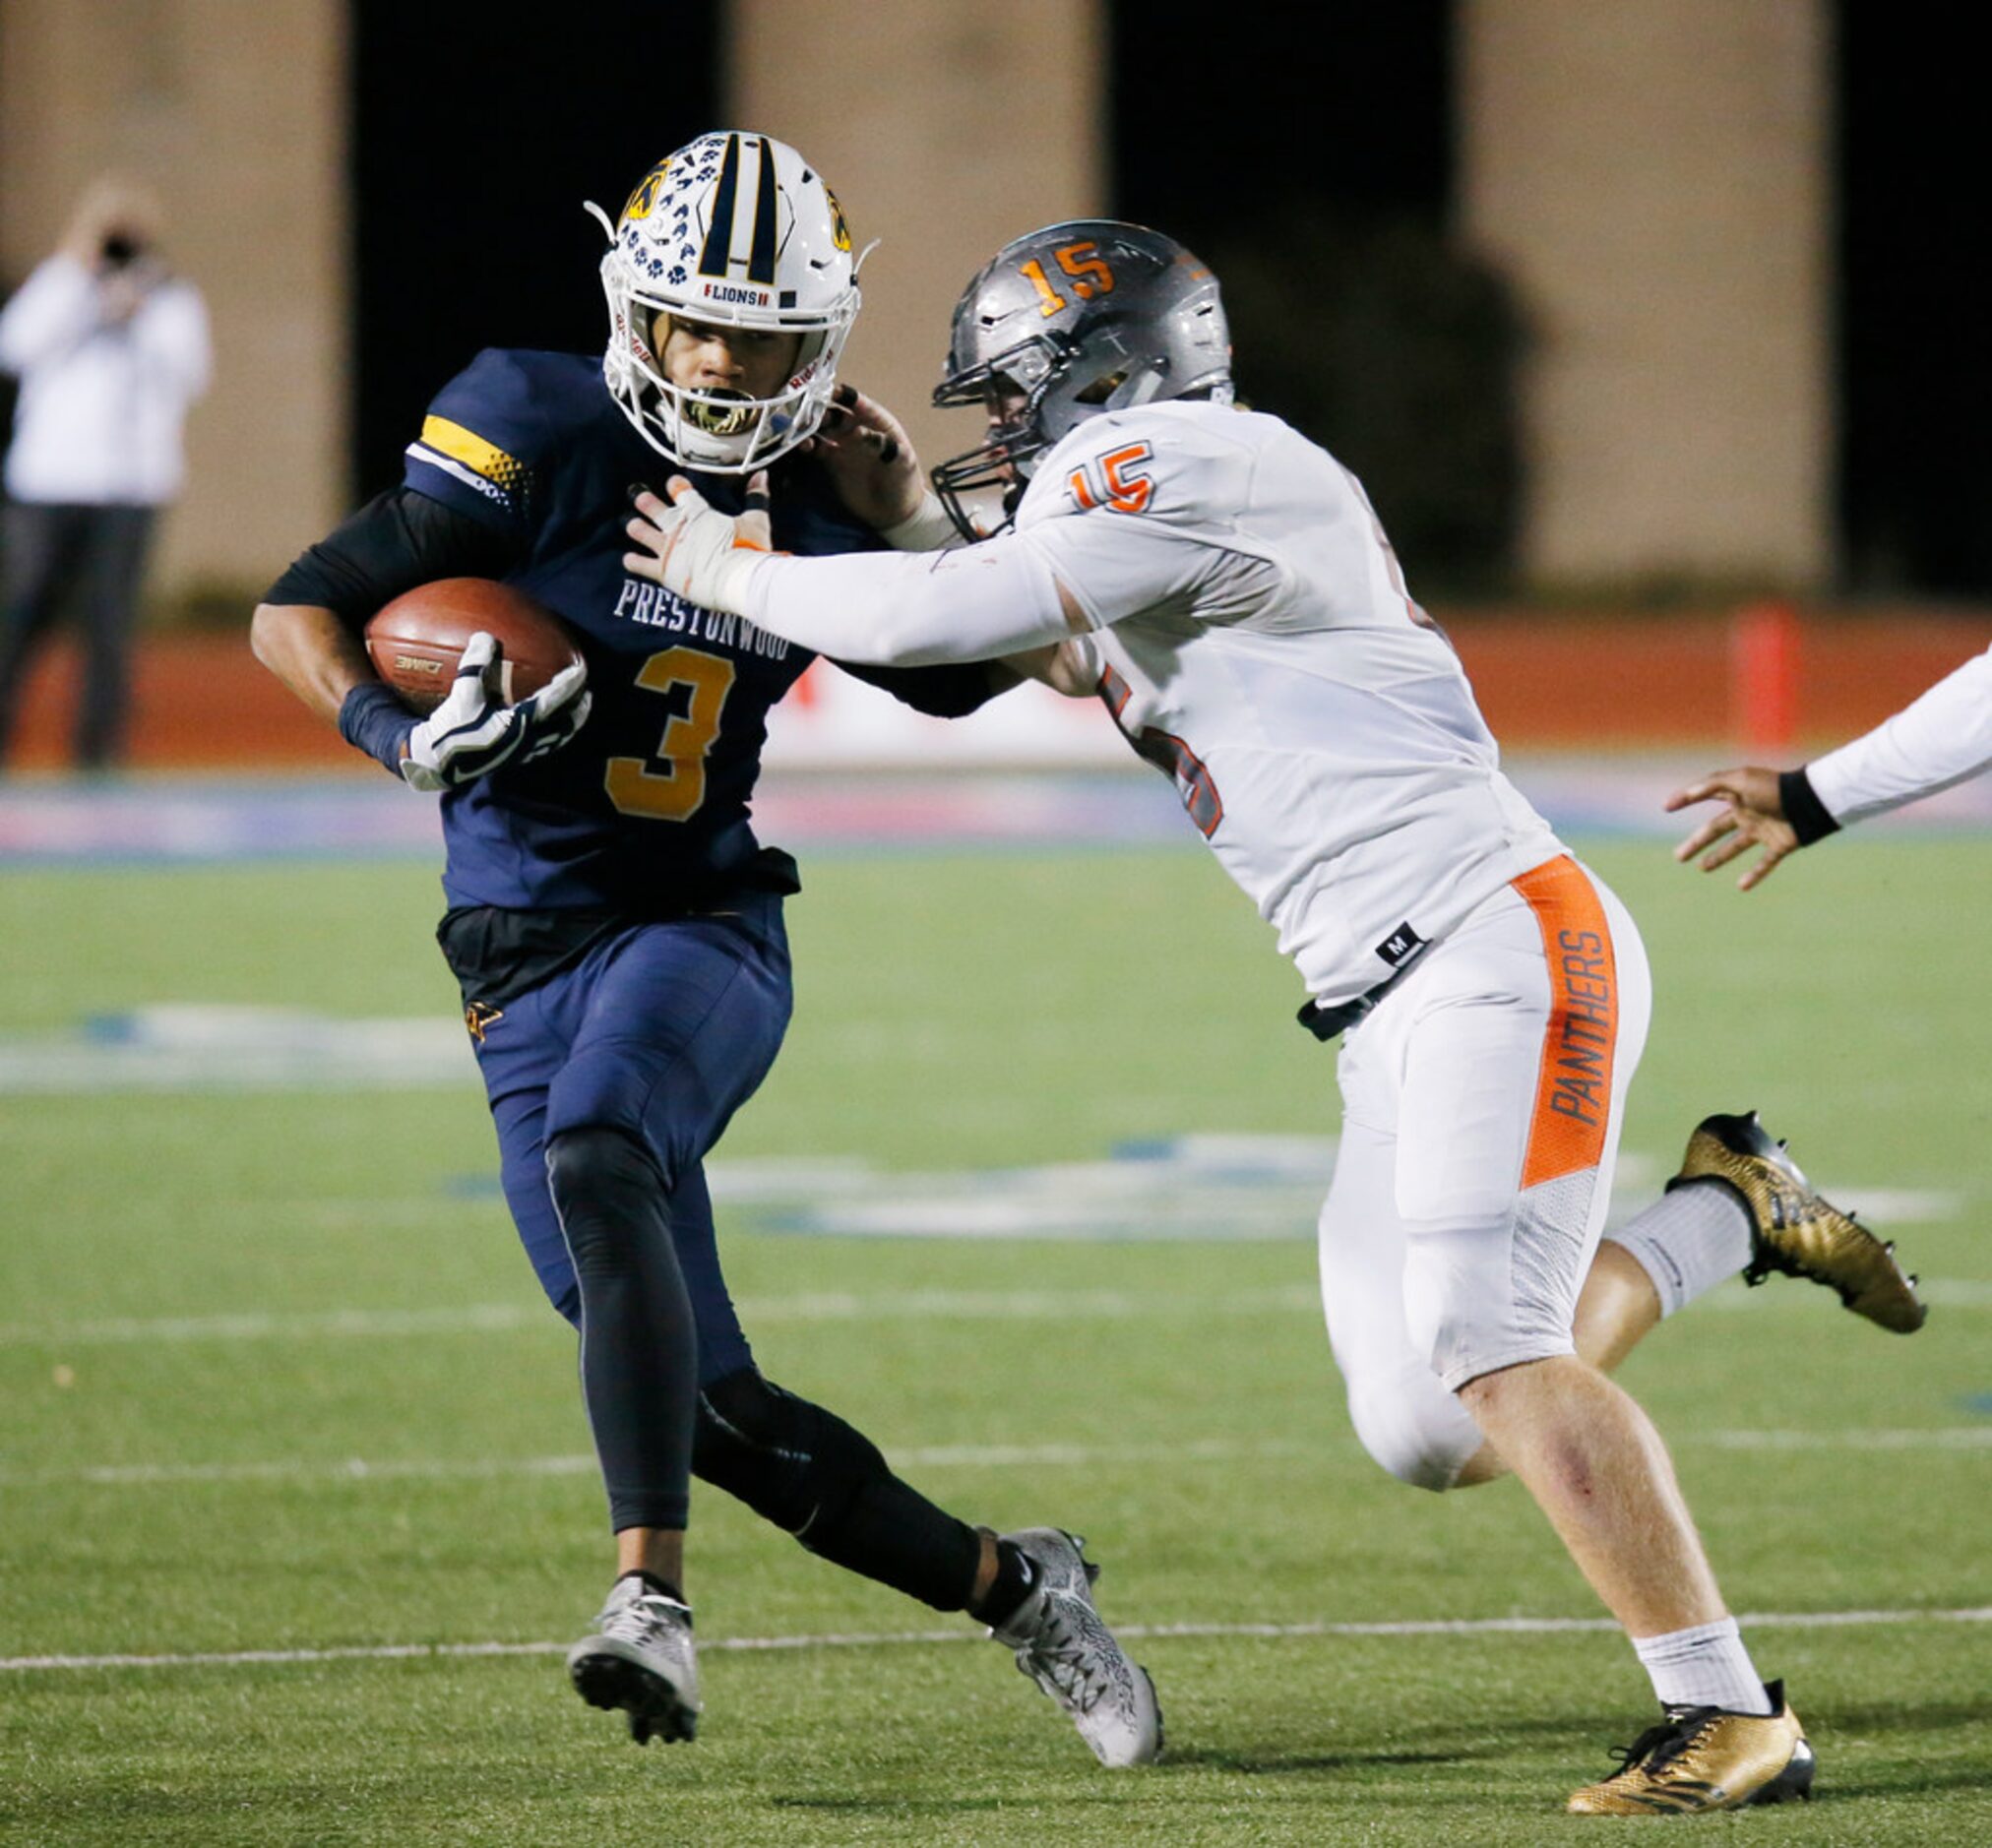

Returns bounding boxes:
[930,220,1233,539]
[587,131,872,472]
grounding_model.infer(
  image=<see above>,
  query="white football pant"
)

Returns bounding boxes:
[1317,856,1652,1490]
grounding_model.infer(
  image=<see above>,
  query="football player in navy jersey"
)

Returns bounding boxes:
[249,133,1160,1766]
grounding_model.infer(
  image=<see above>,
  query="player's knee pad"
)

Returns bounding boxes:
[693,1368,979,1611]
[1344,1368,1485,1493]
[543,1125,662,1270]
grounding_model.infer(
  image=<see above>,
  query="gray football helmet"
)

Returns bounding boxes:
[931,219,1232,537]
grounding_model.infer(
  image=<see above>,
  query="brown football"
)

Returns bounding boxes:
[364,579,584,714]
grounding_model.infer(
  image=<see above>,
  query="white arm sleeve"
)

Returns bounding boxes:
[877,491,965,554]
[739,534,1071,665]
[1805,640,1992,825]
[1017,493,1233,629]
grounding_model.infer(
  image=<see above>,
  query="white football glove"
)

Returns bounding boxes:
[401,632,591,792]
[624,479,772,616]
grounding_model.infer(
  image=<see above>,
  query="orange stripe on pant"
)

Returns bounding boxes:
[1511,857,1620,1190]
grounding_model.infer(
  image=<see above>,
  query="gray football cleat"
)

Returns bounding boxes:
[990,1528,1161,1767]
[566,1574,701,1745]
[1670,1110,1927,1332]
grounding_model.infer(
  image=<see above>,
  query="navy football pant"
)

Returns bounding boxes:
[472,898,791,1528]
[467,894,988,1609]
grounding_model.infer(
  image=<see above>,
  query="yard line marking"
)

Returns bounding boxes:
[1700,1277,1992,1310]
[1123,1608,1992,1639]
[0,1285,1321,1348]
[1700,1428,1992,1451]
[743,1285,1322,1322]
[6,1427,1985,1492]
[0,1304,546,1345]
[15,1274,1991,1346]
[0,1454,599,1488]
[0,1438,1311,1490]
[6,1276,1987,1349]
[9,1280,1988,1351]
[5,1606,1987,1675]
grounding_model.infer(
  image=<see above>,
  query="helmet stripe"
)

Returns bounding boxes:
[747,137,778,285]
[697,132,743,278]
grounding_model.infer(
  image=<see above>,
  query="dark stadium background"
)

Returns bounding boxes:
[352,0,1991,596]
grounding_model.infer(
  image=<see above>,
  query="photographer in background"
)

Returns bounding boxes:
[0,176,211,770]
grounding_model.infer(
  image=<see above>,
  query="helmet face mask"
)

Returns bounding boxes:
[590,131,866,472]
[932,220,1232,537]
[929,336,1066,532]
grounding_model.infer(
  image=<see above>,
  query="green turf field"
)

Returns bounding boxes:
[1,833,1986,1844]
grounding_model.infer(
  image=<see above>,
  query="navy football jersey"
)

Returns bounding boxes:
[401,347,911,912]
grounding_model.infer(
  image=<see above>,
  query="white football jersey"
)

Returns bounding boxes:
[1013,400,1563,1005]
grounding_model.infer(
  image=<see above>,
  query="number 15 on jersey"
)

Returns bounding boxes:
[1067,441,1155,516]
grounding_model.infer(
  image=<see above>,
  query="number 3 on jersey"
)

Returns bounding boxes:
[1067,441,1154,516]
[605,646,735,821]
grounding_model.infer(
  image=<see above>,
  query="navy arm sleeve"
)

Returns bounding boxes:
[262,486,529,627]
[835,659,1010,718]
[265,347,557,623]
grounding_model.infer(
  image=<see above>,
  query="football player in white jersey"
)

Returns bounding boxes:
[625,220,1924,1813]
[1669,639,1992,887]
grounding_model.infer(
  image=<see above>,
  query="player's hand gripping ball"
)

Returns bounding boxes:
[361,579,590,791]
[364,578,583,714]
[398,633,591,792]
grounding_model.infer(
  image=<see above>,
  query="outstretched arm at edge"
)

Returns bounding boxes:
[1665,639,1992,888]
[1804,639,1992,826]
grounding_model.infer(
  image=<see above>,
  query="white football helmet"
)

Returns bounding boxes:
[587,131,867,472]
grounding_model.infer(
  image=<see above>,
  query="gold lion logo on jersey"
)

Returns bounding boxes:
[621,159,671,226]
[464,1001,505,1044]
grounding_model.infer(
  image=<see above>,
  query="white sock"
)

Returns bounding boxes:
[1633,1617,1772,1714]
[1607,1182,1754,1318]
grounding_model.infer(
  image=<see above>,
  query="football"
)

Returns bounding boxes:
[363,579,583,714]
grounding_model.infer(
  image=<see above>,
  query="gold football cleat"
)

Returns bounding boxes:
[1568,1681,1814,1816]
[1669,1110,1927,1332]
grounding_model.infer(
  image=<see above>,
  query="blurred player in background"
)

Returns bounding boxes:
[626,218,1927,1814]
[1669,639,1992,887]
[0,176,211,770]
[250,136,1158,1764]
